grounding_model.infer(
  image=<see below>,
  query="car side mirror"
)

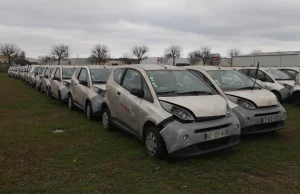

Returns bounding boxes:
[130,88,144,98]
[44,75,49,79]
[79,80,88,86]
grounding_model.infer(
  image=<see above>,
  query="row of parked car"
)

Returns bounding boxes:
[8,64,297,158]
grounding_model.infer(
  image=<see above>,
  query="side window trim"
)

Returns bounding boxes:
[142,78,154,103]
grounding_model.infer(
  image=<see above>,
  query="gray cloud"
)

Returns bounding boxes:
[1,0,300,58]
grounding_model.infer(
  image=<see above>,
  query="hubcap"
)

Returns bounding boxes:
[146,132,157,156]
[102,112,109,129]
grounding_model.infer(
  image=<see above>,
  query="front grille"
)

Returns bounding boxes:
[255,111,280,117]
[257,105,279,109]
[195,115,225,122]
[254,121,284,130]
[195,124,230,133]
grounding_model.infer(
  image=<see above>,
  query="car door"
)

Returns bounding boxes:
[116,69,143,132]
[42,67,49,90]
[76,68,89,107]
[51,67,61,97]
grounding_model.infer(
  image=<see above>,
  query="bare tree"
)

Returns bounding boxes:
[51,44,69,65]
[251,49,262,54]
[87,55,97,65]
[198,46,211,66]
[228,48,240,57]
[164,45,181,66]
[121,52,132,64]
[91,44,110,65]
[0,43,21,64]
[131,45,149,64]
[188,51,201,65]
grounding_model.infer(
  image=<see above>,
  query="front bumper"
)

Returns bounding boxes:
[232,105,286,134]
[90,95,105,115]
[60,87,70,101]
[160,115,241,157]
[279,87,290,101]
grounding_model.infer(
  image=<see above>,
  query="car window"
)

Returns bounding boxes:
[189,69,204,79]
[265,69,292,80]
[114,68,126,84]
[74,68,81,79]
[283,70,298,78]
[239,69,248,75]
[54,68,61,78]
[90,69,112,83]
[62,68,76,79]
[188,70,218,92]
[122,69,142,90]
[78,68,88,82]
[44,68,49,75]
[146,70,216,96]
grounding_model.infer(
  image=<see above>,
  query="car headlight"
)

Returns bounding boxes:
[63,81,71,87]
[227,95,256,110]
[160,101,194,121]
[93,87,105,97]
[283,84,292,89]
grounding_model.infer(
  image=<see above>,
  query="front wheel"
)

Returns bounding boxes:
[86,102,94,120]
[144,126,167,158]
[68,95,74,110]
[47,87,52,98]
[102,108,112,130]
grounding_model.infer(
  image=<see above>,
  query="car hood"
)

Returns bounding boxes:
[158,95,227,117]
[93,84,106,91]
[225,89,278,107]
[278,80,294,87]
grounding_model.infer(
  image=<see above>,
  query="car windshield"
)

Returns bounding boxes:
[208,70,261,91]
[38,67,45,74]
[146,70,216,96]
[62,68,76,79]
[90,69,112,83]
[264,69,292,80]
[33,67,39,73]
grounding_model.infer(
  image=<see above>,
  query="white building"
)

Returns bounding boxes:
[141,57,190,66]
[232,51,300,67]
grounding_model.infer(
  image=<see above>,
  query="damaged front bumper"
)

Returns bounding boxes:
[160,114,241,157]
[232,105,286,135]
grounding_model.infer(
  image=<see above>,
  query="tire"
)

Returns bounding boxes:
[102,108,112,130]
[47,87,52,98]
[272,91,282,102]
[293,93,300,106]
[144,126,167,158]
[86,102,94,120]
[68,95,74,110]
[40,85,44,93]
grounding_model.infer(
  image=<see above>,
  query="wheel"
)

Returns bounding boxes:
[40,85,44,93]
[68,95,74,110]
[47,87,52,98]
[102,108,112,130]
[144,126,167,158]
[272,91,282,102]
[86,102,94,120]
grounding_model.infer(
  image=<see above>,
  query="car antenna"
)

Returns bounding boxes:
[251,62,260,90]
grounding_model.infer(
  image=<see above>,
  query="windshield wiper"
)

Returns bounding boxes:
[93,81,107,84]
[157,90,178,95]
[177,91,213,95]
[237,86,260,90]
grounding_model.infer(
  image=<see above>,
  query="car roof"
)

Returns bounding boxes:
[184,66,231,71]
[85,65,116,69]
[115,64,184,71]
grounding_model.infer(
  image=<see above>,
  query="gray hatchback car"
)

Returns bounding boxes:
[102,64,241,158]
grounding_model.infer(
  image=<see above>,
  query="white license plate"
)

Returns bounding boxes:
[205,129,227,141]
[261,116,279,124]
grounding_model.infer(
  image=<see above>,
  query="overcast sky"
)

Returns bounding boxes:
[1,0,300,58]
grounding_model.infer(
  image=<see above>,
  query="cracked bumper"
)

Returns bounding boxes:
[90,95,104,115]
[160,114,241,157]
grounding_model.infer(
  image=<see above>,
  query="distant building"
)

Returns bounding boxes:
[233,51,300,67]
[141,57,190,66]
[0,56,9,63]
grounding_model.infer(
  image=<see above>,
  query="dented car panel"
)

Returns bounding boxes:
[160,114,240,157]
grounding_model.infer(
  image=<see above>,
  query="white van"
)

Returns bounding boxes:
[185,66,286,134]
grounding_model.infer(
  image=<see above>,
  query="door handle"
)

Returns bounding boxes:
[75,83,77,85]
[117,92,121,95]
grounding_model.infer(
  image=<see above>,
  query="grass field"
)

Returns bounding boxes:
[1,73,300,194]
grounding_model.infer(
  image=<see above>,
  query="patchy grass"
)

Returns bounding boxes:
[0,73,300,194]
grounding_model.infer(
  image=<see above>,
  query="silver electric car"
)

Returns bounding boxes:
[49,66,77,102]
[236,67,291,101]
[69,65,114,120]
[185,66,286,134]
[102,64,241,158]
[35,66,46,91]
[41,66,56,94]
[28,65,40,87]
